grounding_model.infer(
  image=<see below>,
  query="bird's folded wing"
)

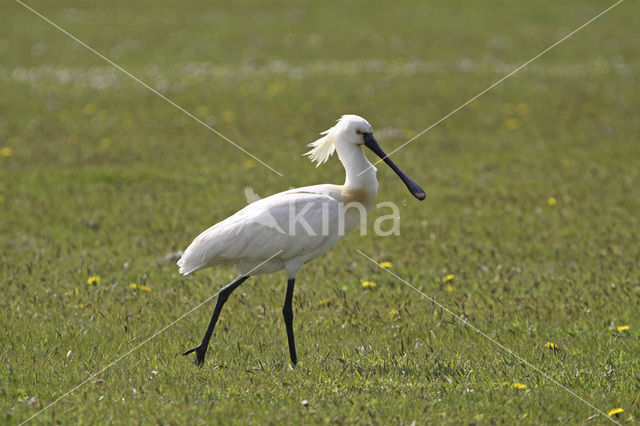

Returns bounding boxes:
[178,191,342,274]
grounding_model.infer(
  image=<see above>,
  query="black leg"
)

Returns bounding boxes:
[282,278,297,366]
[183,275,249,366]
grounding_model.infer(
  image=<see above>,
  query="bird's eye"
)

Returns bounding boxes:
[355,129,362,135]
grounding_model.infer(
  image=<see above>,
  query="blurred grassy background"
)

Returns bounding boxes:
[1,0,639,423]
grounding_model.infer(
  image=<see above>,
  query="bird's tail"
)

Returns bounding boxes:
[176,254,202,275]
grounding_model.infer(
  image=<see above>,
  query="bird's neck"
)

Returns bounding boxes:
[338,144,378,193]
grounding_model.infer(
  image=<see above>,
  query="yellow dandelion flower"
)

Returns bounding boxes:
[317,298,329,306]
[1,147,13,157]
[443,274,454,282]
[608,408,624,417]
[547,197,557,206]
[244,159,256,168]
[505,118,521,131]
[545,342,558,351]
[389,308,399,319]
[362,281,376,288]
[140,285,151,292]
[83,103,97,115]
[380,261,393,268]
[503,381,527,390]
[87,276,101,285]
[445,284,453,292]
[222,110,235,122]
[100,137,112,148]
[129,283,139,290]
[502,382,527,390]
[617,325,629,331]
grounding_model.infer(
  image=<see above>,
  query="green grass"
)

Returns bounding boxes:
[2,0,640,423]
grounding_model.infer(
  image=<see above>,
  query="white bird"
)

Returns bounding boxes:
[178,115,425,366]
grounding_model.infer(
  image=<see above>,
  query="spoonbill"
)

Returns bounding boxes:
[179,115,425,366]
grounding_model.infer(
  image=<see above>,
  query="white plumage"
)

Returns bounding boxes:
[178,115,384,280]
[177,115,425,366]
[178,186,345,277]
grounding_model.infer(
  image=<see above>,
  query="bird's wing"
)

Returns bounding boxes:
[177,190,342,275]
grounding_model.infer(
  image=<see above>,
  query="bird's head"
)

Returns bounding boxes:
[305,115,371,166]
[336,114,374,145]
[306,115,426,201]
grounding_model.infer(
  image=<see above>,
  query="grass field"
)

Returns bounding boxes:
[2,0,640,424]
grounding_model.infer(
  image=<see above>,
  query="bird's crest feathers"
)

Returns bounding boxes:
[304,115,351,166]
[304,124,339,166]
[305,115,370,166]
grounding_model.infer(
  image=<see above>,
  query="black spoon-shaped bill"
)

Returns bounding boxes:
[363,133,426,201]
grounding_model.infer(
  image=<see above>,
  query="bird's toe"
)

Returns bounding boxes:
[182,345,206,366]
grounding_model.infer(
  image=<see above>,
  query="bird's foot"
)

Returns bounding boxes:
[182,344,207,367]
[288,358,298,371]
